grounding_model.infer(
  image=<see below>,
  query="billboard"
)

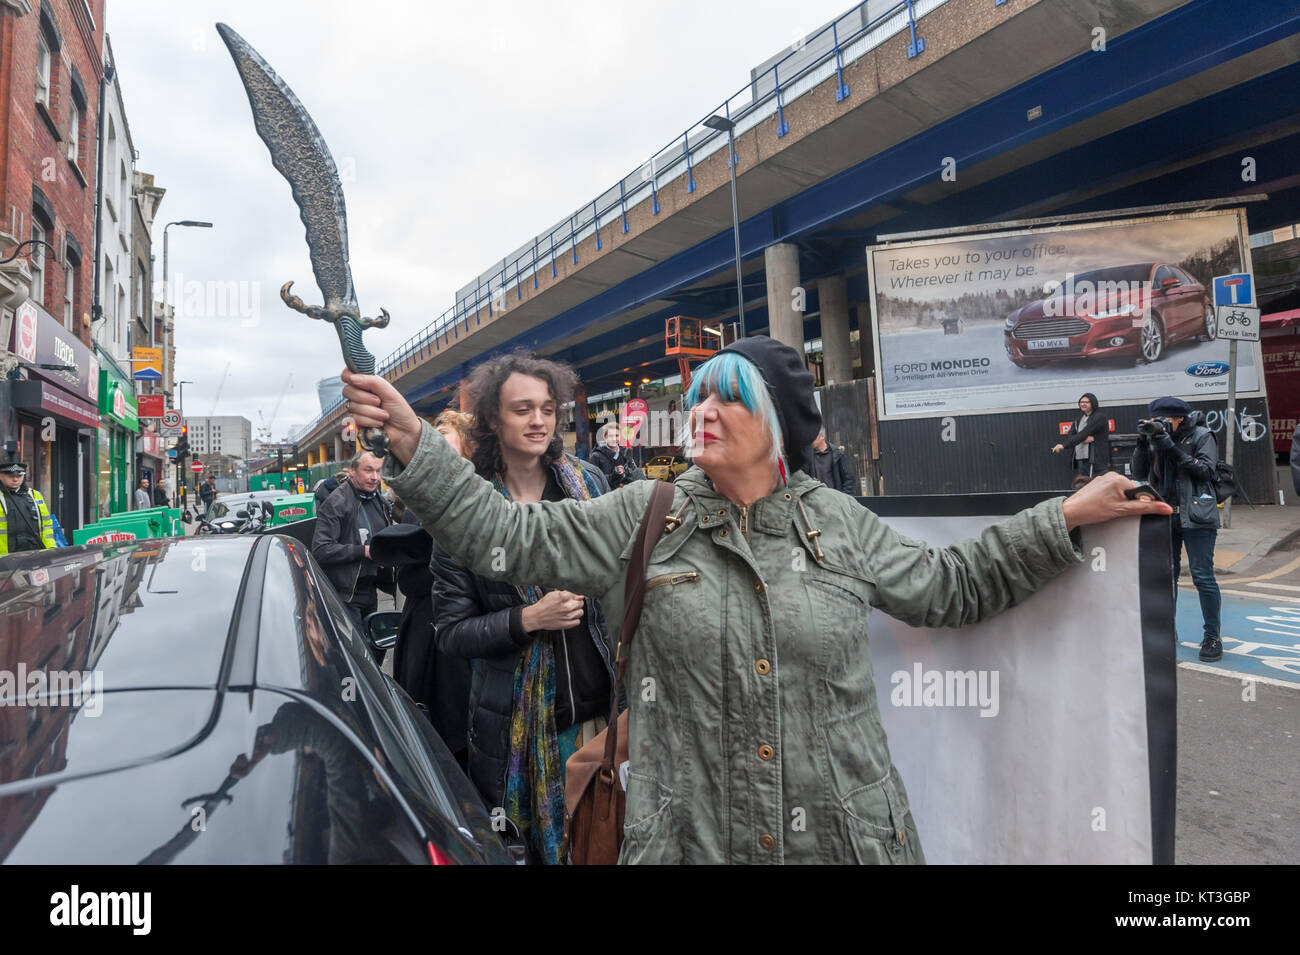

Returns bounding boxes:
[868,209,1261,418]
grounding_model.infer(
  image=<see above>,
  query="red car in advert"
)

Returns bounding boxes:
[1003,262,1216,368]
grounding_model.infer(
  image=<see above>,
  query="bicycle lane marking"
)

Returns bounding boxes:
[1177,589,1300,686]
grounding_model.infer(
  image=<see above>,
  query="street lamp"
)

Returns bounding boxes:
[176,379,194,416]
[161,220,213,395]
[703,111,744,338]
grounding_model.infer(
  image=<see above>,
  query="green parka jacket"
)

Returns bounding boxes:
[386,422,1084,864]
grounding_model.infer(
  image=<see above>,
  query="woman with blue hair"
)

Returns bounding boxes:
[341,335,1169,864]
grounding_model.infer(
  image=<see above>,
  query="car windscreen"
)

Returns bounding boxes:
[1066,264,1154,287]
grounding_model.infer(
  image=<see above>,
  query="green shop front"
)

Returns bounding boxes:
[97,356,139,518]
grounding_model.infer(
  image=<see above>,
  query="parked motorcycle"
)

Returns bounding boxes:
[186,500,274,535]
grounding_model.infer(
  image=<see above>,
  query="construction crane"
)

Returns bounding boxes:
[208,361,231,417]
[258,373,293,443]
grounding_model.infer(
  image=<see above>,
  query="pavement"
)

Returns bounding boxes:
[1193,500,1300,577]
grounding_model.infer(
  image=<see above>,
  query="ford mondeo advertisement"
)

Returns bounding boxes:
[868,210,1260,417]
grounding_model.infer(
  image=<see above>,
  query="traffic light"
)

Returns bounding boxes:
[175,425,190,458]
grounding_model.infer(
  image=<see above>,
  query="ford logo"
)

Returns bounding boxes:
[1186,361,1229,377]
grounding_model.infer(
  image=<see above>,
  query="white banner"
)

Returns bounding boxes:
[864,506,1173,863]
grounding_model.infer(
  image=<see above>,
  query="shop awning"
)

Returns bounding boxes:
[11,379,99,429]
[1263,308,1300,328]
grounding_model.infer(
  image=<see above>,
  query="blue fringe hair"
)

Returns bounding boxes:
[682,351,787,476]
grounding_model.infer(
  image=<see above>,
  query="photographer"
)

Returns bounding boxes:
[1131,396,1222,662]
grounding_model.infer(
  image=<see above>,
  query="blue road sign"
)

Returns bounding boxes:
[1212,273,1254,307]
[168,449,177,458]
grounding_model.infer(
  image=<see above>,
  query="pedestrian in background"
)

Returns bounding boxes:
[153,478,170,507]
[134,478,152,510]
[1131,396,1222,662]
[590,422,644,489]
[811,428,857,494]
[199,475,217,517]
[431,353,614,865]
[314,466,350,508]
[312,449,396,664]
[1289,421,1300,498]
[1053,392,1110,478]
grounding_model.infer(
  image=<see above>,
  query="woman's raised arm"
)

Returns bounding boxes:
[852,472,1170,629]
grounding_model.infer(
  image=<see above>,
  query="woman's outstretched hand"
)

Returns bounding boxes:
[1060,471,1173,531]
[340,369,423,466]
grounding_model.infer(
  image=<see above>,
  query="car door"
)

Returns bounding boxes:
[1152,265,1182,337]
[306,556,512,863]
[1162,264,1200,339]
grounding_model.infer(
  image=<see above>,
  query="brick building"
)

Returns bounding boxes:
[0,0,105,532]
[0,0,103,339]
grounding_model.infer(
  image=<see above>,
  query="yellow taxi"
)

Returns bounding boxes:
[644,454,690,482]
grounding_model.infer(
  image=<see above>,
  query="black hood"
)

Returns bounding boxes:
[717,335,821,475]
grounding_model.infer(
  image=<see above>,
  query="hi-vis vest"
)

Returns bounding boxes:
[0,487,57,555]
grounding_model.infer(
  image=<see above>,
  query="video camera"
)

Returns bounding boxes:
[1137,416,1172,437]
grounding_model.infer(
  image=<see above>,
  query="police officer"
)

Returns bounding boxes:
[0,461,57,556]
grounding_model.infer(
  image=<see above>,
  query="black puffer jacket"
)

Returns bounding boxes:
[431,459,615,811]
[1131,411,1220,529]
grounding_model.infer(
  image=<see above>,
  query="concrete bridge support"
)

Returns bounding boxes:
[764,243,804,360]
[818,274,852,384]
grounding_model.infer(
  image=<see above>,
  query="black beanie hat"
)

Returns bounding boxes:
[1147,396,1192,417]
[717,335,822,475]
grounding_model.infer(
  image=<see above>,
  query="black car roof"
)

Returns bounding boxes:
[0,537,257,693]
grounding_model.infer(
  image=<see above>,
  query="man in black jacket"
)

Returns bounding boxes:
[811,429,858,495]
[588,422,643,489]
[1131,396,1222,662]
[198,475,216,517]
[311,450,395,663]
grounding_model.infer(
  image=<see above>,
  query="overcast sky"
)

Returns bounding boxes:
[107,0,854,439]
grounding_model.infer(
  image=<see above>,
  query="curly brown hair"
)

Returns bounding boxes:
[431,409,474,460]
[461,350,577,478]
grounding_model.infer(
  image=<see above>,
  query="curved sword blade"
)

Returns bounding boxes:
[216,22,356,313]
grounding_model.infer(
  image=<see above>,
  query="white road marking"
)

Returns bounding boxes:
[1245,581,1300,593]
[1208,588,1300,604]
[1177,661,1300,691]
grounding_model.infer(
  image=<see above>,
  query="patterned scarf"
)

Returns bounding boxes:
[496,454,598,865]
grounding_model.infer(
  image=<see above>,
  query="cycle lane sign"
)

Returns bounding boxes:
[1216,304,1260,341]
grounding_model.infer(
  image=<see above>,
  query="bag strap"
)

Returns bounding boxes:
[601,480,675,777]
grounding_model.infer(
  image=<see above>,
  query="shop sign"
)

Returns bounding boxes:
[10,301,98,403]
